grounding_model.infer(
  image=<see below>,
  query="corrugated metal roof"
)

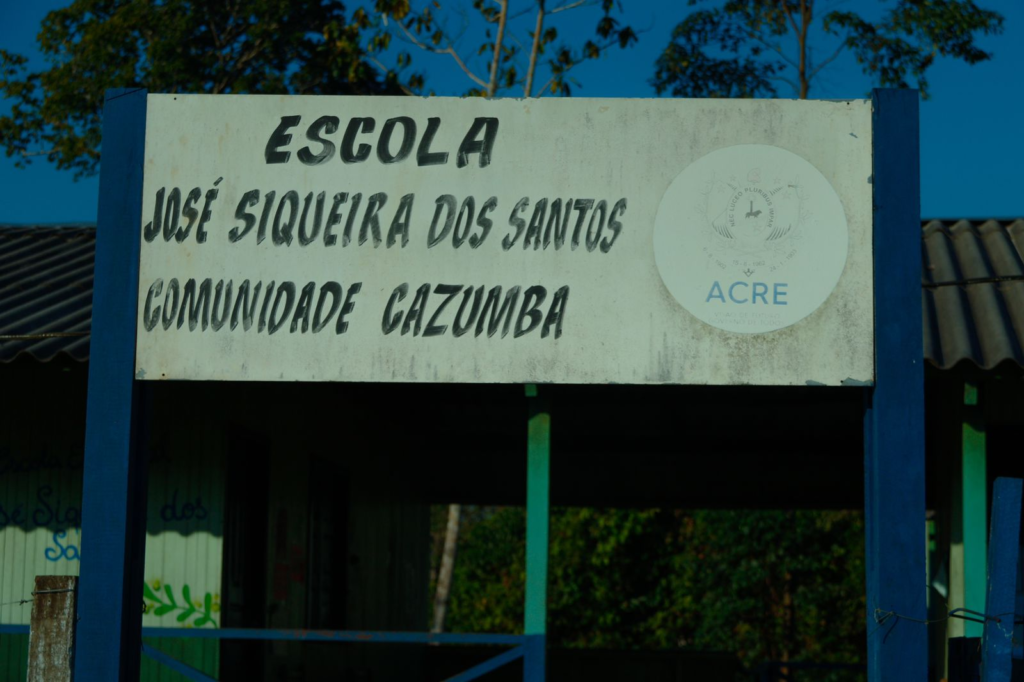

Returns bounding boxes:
[0,226,94,363]
[2,221,1023,369]
[923,219,1024,370]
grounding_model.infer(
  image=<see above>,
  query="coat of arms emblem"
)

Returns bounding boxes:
[700,166,805,279]
[653,144,848,334]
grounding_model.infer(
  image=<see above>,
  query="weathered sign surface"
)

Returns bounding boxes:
[135,95,873,385]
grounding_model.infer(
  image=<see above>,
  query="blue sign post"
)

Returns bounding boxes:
[864,88,927,682]
[74,88,149,681]
[981,477,1023,682]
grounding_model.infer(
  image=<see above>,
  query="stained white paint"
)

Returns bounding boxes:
[135,95,874,386]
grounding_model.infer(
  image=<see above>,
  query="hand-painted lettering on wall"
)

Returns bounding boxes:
[0,448,83,475]
[45,529,81,562]
[160,490,208,523]
[0,485,81,531]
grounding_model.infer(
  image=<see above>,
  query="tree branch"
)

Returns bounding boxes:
[745,30,799,70]
[393,18,488,89]
[550,0,592,14]
[366,55,417,96]
[798,0,811,98]
[525,0,545,97]
[807,40,845,82]
[536,34,615,96]
[781,2,800,36]
[506,6,535,22]
[225,36,266,90]
[430,504,461,634]
[768,75,800,95]
[487,0,509,97]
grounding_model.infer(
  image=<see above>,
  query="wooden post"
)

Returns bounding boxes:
[74,88,149,682]
[28,576,78,682]
[864,88,927,682]
[524,384,549,681]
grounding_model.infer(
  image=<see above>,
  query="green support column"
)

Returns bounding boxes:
[524,385,550,681]
[962,381,987,638]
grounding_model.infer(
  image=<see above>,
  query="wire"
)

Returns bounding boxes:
[0,588,76,607]
[874,608,948,626]
[0,598,32,607]
[869,605,1020,642]
[32,588,75,596]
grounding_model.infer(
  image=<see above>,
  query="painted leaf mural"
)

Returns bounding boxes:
[143,580,220,628]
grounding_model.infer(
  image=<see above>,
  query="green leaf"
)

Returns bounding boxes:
[142,582,159,602]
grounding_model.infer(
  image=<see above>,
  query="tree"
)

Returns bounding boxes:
[370,0,638,98]
[660,509,866,672]
[652,0,1004,99]
[436,505,867,675]
[0,0,397,177]
[1,0,639,179]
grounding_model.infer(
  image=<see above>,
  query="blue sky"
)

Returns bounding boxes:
[1,0,1022,223]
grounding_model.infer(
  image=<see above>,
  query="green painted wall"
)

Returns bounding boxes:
[0,375,224,682]
[141,421,225,635]
[0,635,27,681]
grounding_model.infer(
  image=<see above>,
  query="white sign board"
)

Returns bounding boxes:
[135,95,873,385]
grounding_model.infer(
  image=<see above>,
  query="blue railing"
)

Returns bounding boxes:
[0,624,540,681]
[138,627,540,682]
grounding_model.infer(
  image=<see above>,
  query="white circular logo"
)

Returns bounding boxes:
[653,144,848,334]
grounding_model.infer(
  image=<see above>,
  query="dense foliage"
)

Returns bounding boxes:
[435,506,867,673]
[2,0,1002,179]
[0,0,635,178]
[0,0,396,177]
[652,0,1003,99]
